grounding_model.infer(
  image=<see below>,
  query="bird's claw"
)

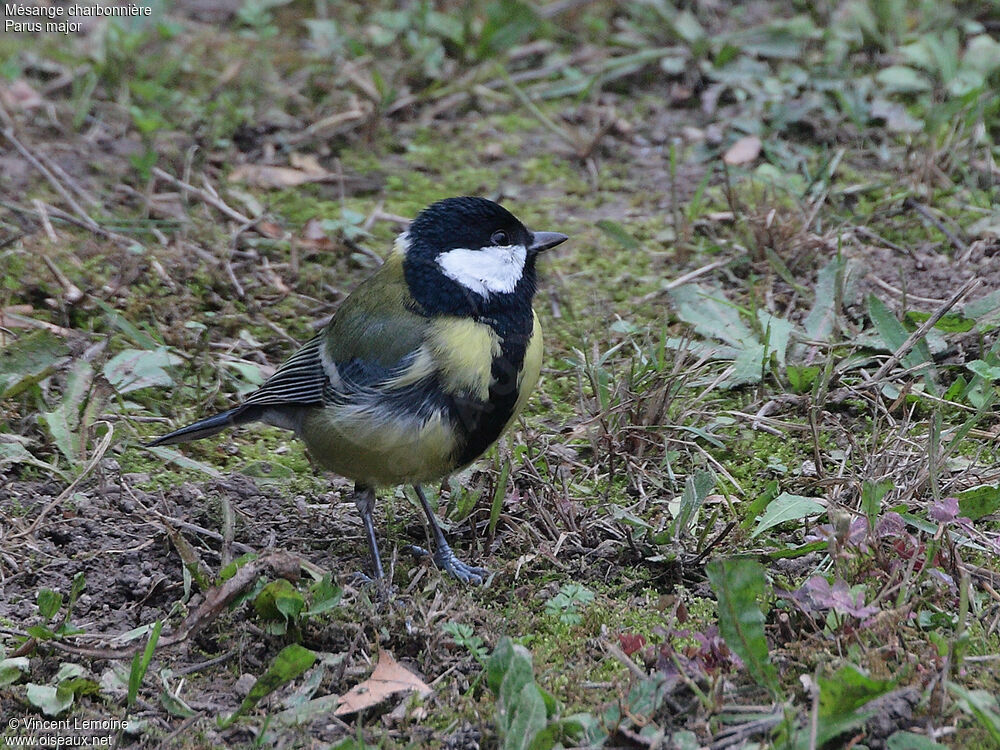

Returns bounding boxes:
[409,544,489,584]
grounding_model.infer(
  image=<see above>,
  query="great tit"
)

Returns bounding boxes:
[148,197,568,585]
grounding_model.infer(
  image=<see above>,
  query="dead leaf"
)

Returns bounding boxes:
[256,221,284,239]
[334,649,432,716]
[723,135,762,166]
[229,165,326,189]
[299,218,334,250]
[288,152,326,176]
[0,80,43,111]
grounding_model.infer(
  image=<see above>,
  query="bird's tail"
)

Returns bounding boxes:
[146,406,252,447]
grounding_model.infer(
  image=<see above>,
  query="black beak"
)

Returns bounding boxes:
[528,230,569,254]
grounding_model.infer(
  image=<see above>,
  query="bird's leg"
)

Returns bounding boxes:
[353,484,385,582]
[412,484,489,584]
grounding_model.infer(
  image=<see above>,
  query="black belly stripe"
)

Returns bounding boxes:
[451,313,533,466]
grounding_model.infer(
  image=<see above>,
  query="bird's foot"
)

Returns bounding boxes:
[410,544,489,584]
[346,571,394,601]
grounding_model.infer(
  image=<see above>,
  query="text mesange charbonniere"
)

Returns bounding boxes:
[5,3,152,33]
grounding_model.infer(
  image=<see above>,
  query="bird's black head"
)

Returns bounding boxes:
[402,197,568,318]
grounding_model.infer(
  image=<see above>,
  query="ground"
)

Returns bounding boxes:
[2,2,1000,749]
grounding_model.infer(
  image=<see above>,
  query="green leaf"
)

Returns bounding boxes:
[221,644,317,727]
[905,310,975,333]
[876,65,932,93]
[671,469,715,538]
[786,365,820,393]
[956,485,1000,521]
[25,683,75,716]
[818,663,896,717]
[0,329,70,398]
[103,347,182,394]
[948,683,1000,743]
[886,731,949,749]
[803,257,845,341]
[868,294,932,368]
[967,359,1000,381]
[477,0,537,58]
[128,619,163,706]
[595,219,640,251]
[26,625,55,640]
[860,480,893,524]
[254,579,304,621]
[487,638,550,750]
[751,493,825,538]
[37,589,63,620]
[0,657,29,686]
[39,358,93,465]
[670,285,754,349]
[93,298,162,349]
[145,445,223,478]
[305,573,343,616]
[706,558,780,697]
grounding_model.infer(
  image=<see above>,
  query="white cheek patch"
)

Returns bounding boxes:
[436,245,527,297]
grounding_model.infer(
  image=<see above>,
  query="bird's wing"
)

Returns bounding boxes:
[242,255,429,408]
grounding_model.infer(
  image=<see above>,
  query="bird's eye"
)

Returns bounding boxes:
[490,230,510,246]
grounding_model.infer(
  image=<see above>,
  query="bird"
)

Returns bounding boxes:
[148,196,568,585]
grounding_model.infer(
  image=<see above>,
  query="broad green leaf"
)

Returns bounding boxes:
[671,9,705,43]
[669,285,754,349]
[964,35,1000,76]
[54,663,85,683]
[905,311,975,333]
[706,558,780,696]
[671,469,715,538]
[37,589,63,620]
[128,619,163,706]
[487,638,552,750]
[145,445,223,478]
[803,256,846,341]
[0,329,70,398]
[26,683,75,716]
[40,359,94,465]
[93,299,162,349]
[876,65,932,93]
[967,359,1000,381]
[886,731,949,749]
[221,644,317,727]
[103,347,182,395]
[948,683,1000,743]
[0,441,61,475]
[758,311,793,367]
[860,480,893,524]
[962,289,1000,329]
[254,579,304,621]
[956,485,1000,521]
[751,493,825,538]
[0,657,29,686]
[818,663,896,717]
[305,574,343,616]
[867,294,932,368]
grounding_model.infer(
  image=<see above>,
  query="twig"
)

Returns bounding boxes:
[2,128,99,230]
[32,198,58,241]
[869,277,981,383]
[602,638,647,681]
[867,274,944,305]
[220,495,235,569]
[151,167,253,225]
[40,252,85,304]
[150,512,254,555]
[904,197,967,253]
[640,257,732,302]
